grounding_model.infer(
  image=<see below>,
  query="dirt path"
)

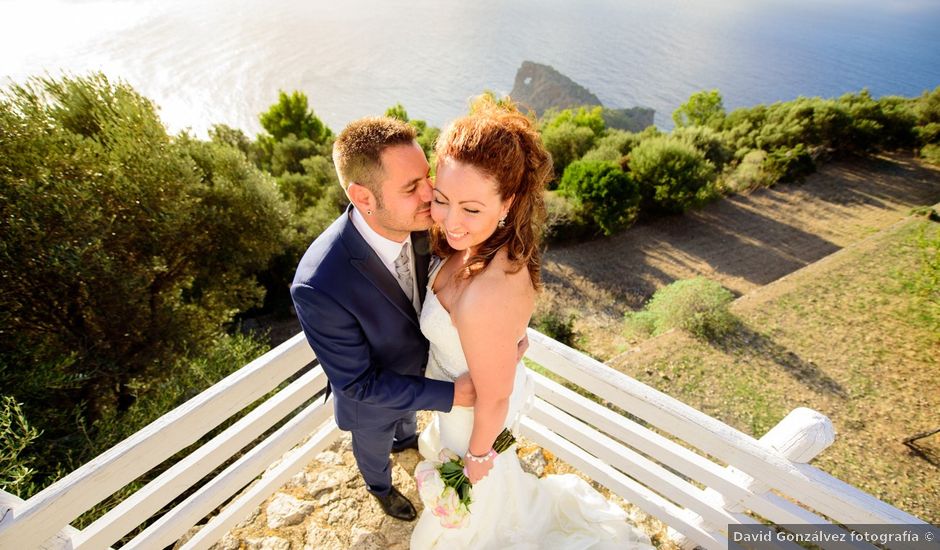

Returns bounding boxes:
[540,152,940,358]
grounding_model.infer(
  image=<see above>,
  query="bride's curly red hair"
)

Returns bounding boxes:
[431,96,553,289]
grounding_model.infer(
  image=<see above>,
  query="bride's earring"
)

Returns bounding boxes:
[498,215,507,228]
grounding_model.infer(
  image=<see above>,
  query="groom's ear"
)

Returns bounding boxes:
[347,182,376,213]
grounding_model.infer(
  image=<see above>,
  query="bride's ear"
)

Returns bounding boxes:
[500,195,515,219]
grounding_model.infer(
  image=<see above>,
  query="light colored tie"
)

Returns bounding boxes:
[394,243,417,309]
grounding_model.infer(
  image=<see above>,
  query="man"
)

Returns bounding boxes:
[290,117,475,521]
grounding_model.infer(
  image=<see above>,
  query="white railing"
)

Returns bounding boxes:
[520,330,929,550]
[0,333,342,550]
[0,329,929,549]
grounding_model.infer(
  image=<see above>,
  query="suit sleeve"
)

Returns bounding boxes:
[291,282,454,413]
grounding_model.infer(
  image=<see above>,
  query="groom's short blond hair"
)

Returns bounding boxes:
[332,117,417,205]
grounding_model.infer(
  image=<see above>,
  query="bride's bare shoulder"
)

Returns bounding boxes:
[458,250,534,320]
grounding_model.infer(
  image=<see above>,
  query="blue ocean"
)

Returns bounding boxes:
[2,0,939,136]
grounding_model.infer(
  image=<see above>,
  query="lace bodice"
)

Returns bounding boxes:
[420,259,469,382]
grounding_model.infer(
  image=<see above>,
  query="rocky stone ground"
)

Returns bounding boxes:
[178,413,672,550]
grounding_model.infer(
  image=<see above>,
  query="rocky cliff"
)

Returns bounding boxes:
[509,60,654,132]
[510,61,603,115]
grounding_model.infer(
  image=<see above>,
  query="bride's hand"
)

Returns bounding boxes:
[463,449,496,484]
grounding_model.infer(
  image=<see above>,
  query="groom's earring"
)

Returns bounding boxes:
[498,215,507,228]
[366,209,373,215]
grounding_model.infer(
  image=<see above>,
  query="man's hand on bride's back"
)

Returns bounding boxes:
[452,373,476,407]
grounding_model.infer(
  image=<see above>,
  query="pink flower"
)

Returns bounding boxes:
[415,461,445,502]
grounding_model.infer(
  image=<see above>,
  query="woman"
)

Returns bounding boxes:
[410,97,653,549]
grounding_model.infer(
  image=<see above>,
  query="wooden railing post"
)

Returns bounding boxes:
[0,489,108,550]
[669,407,835,548]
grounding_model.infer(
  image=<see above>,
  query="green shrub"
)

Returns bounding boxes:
[763,144,816,183]
[270,134,325,176]
[558,160,641,235]
[917,122,940,145]
[673,89,726,128]
[625,278,735,339]
[913,86,940,123]
[671,125,734,171]
[541,106,606,136]
[581,144,623,164]
[622,310,657,340]
[0,397,40,497]
[596,129,642,155]
[723,149,775,192]
[723,91,918,157]
[541,121,598,180]
[628,136,716,214]
[543,191,592,243]
[921,143,940,165]
[540,107,607,178]
[532,307,578,348]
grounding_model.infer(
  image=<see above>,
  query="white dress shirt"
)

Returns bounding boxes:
[350,207,418,305]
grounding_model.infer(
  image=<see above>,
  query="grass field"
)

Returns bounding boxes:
[605,212,939,523]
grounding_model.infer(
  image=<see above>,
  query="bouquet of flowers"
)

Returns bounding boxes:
[414,428,516,528]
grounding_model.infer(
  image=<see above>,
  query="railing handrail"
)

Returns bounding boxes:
[523,328,926,526]
[0,332,315,548]
[0,329,927,550]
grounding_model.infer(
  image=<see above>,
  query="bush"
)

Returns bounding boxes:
[622,310,658,340]
[671,126,734,171]
[723,149,775,192]
[581,144,622,164]
[596,129,642,155]
[625,278,736,339]
[540,107,607,178]
[763,144,816,183]
[541,121,598,180]
[543,191,592,243]
[531,306,578,348]
[541,106,606,136]
[0,397,40,497]
[921,143,940,166]
[558,161,641,235]
[581,129,642,165]
[917,122,940,145]
[270,134,326,176]
[722,91,918,158]
[628,136,717,214]
[673,89,726,128]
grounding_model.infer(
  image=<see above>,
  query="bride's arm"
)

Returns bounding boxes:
[455,269,534,483]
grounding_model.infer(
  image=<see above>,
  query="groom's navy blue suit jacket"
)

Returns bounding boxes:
[290,206,455,430]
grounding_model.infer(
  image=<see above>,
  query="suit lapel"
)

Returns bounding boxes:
[341,207,420,326]
[412,230,431,307]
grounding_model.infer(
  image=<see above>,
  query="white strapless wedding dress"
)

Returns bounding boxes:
[410,260,653,550]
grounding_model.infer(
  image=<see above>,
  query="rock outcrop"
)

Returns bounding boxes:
[509,60,655,132]
[510,60,603,115]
